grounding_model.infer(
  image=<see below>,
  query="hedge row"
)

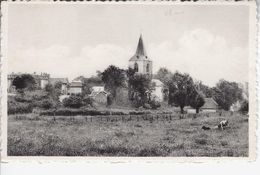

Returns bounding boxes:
[39,108,154,116]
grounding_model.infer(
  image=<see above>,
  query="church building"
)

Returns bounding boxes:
[128,34,153,75]
[128,35,164,102]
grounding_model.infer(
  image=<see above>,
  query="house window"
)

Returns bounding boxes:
[134,63,139,72]
[146,64,150,73]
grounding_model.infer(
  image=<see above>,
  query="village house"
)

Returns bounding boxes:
[49,78,69,95]
[68,80,83,95]
[186,98,219,113]
[151,79,164,102]
[200,98,219,113]
[89,86,109,104]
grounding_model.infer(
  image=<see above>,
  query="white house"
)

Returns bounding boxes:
[68,80,83,95]
[151,79,164,102]
[91,86,104,92]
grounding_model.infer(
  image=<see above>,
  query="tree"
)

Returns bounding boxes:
[189,90,205,113]
[54,81,63,90]
[12,74,36,90]
[44,83,61,102]
[101,65,126,98]
[154,68,173,101]
[127,68,153,107]
[168,72,195,113]
[154,67,173,85]
[195,80,214,98]
[212,79,243,111]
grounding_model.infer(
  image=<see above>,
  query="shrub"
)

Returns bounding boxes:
[14,95,32,103]
[240,100,248,113]
[8,100,33,114]
[35,99,55,110]
[143,103,151,109]
[83,96,94,107]
[63,95,83,108]
[149,99,161,109]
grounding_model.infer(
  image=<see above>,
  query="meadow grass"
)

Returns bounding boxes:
[8,112,248,156]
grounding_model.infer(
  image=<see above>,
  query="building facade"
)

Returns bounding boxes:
[128,35,153,75]
[68,80,83,95]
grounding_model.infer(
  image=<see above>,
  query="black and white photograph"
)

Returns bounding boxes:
[0,1,257,159]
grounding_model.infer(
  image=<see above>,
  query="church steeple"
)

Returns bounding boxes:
[129,34,153,75]
[135,34,147,57]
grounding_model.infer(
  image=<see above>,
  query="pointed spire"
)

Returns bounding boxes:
[135,34,147,57]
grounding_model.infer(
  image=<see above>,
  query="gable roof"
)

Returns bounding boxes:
[70,80,83,87]
[129,34,151,61]
[201,98,219,109]
[89,90,109,97]
[49,78,69,85]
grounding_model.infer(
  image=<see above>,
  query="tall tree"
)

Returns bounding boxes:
[212,79,243,111]
[127,68,153,107]
[168,72,195,113]
[195,80,214,98]
[154,68,173,101]
[101,65,126,98]
[154,67,173,85]
[81,76,103,95]
[189,89,205,113]
[12,74,36,90]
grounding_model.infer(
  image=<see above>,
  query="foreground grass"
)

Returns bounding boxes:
[8,112,248,156]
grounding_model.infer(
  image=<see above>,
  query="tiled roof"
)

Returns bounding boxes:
[70,81,83,87]
[90,90,108,97]
[201,98,219,109]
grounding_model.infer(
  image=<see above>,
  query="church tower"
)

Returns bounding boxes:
[129,34,153,75]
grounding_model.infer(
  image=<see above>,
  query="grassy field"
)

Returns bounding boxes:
[8,112,248,156]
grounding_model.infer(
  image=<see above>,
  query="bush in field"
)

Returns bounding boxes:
[149,99,161,109]
[83,96,94,107]
[37,99,55,110]
[14,95,32,103]
[8,99,33,114]
[240,100,248,113]
[63,95,83,108]
[143,103,152,109]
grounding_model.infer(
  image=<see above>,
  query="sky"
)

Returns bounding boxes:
[7,3,249,86]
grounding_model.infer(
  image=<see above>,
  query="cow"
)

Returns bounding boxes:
[218,120,229,130]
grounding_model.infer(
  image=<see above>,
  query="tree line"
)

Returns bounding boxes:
[100,66,247,113]
[10,66,248,113]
